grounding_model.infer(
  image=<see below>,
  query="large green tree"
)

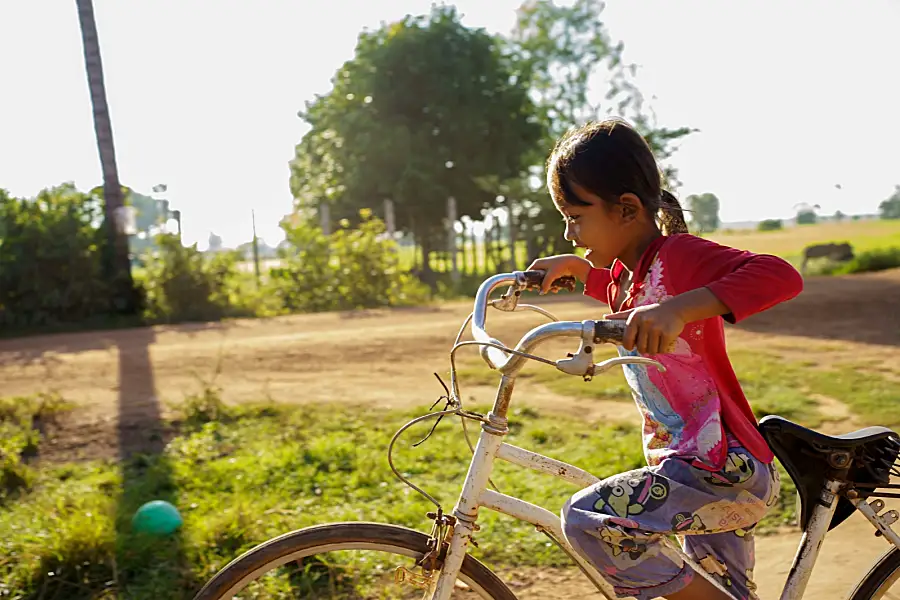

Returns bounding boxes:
[290,5,544,275]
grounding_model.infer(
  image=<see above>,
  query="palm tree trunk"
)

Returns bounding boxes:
[75,0,136,313]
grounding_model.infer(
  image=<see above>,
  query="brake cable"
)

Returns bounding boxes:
[386,310,563,510]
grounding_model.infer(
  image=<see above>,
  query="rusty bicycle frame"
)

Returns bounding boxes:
[406,271,900,600]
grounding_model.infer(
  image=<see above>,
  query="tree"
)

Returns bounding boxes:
[510,0,694,181]
[75,0,136,313]
[208,232,223,252]
[793,203,820,225]
[833,210,846,222]
[496,0,695,259]
[290,6,543,279]
[879,185,900,220]
[685,193,721,234]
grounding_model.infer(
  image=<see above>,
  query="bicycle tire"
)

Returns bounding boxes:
[191,521,518,600]
[849,547,900,600]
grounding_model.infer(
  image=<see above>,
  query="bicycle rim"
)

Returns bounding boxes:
[850,547,900,600]
[192,522,516,600]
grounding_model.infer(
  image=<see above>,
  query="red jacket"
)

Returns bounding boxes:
[585,234,803,467]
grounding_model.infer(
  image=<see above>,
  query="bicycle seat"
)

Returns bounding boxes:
[759,415,900,532]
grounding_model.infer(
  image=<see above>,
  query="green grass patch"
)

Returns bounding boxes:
[0,393,71,501]
[0,401,647,598]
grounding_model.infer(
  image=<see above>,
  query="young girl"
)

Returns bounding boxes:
[529,119,803,600]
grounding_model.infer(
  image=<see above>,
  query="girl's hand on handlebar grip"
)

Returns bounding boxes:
[605,303,685,355]
[527,255,592,295]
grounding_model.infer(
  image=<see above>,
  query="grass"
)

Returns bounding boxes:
[0,393,71,501]
[4,344,898,598]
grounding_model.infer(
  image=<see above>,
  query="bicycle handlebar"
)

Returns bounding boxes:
[471,271,626,374]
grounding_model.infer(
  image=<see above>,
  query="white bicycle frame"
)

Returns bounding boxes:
[424,272,900,600]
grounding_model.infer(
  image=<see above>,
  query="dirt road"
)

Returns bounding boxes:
[2,270,900,598]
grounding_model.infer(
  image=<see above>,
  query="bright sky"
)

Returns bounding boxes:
[1,1,898,248]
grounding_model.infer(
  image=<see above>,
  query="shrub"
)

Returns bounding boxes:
[808,247,900,276]
[140,234,250,322]
[270,210,429,312]
[757,219,783,232]
[0,185,114,329]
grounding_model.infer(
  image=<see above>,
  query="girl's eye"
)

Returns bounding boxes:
[565,215,579,223]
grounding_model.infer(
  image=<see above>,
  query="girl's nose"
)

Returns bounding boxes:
[564,221,577,242]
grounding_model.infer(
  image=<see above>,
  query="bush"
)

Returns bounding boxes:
[0,185,115,329]
[269,210,429,312]
[140,234,252,322]
[757,219,783,232]
[809,247,900,276]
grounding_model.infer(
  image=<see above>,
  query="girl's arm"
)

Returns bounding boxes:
[607,235,803,353]
[665,234,804,324]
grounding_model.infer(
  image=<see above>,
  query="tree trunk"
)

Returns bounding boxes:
[76,0,135,313]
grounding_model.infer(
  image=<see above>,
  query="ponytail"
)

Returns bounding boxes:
[658,190,689,235]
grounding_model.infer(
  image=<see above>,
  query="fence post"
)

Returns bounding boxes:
[508,200,517,270]
[447,196,459,285]
[251,209,261,288]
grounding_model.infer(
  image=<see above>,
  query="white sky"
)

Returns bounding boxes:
[1,1,898,247]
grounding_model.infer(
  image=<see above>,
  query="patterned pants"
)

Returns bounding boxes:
[561,447,780,600]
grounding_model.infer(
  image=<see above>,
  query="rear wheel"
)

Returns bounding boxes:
[192,522,517,600]
[850,548,900,600]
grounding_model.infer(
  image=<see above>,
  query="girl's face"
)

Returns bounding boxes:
[552,179,639,268]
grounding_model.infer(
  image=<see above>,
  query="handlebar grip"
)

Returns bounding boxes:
[593,320,626,344]
[522,270,577,292]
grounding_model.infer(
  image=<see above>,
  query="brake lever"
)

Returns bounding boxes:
[555,321,666,380]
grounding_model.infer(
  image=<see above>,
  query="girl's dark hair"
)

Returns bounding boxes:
[547,119,689,236]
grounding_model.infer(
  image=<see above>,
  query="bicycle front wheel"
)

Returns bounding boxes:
[850,548,900,600]
[192,522,517,600]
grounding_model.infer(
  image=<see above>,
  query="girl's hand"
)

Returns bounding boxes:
[605,302,686,355]
[527,254,592,294]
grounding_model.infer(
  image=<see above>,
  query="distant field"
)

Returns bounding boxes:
[396,219,900,273]
[710,219,900,264]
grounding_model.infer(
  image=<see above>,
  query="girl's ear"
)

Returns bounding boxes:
[617,193,642,224]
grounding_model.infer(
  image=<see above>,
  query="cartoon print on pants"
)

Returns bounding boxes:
[598,526,647,560]
[699,554,733,589]
[704,451,756,487]
[594,473,669,518]
[671,511,706,533]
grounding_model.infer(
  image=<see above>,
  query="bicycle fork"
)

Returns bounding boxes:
[429,418,505,600]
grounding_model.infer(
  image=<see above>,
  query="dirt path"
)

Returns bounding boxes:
[2,270,900,598]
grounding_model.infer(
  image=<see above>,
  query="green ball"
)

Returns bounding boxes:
[132,500,183,535]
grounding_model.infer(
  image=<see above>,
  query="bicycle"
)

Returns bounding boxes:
[193,270,900,600]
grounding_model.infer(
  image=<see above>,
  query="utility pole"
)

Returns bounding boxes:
[251,209,261,287]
